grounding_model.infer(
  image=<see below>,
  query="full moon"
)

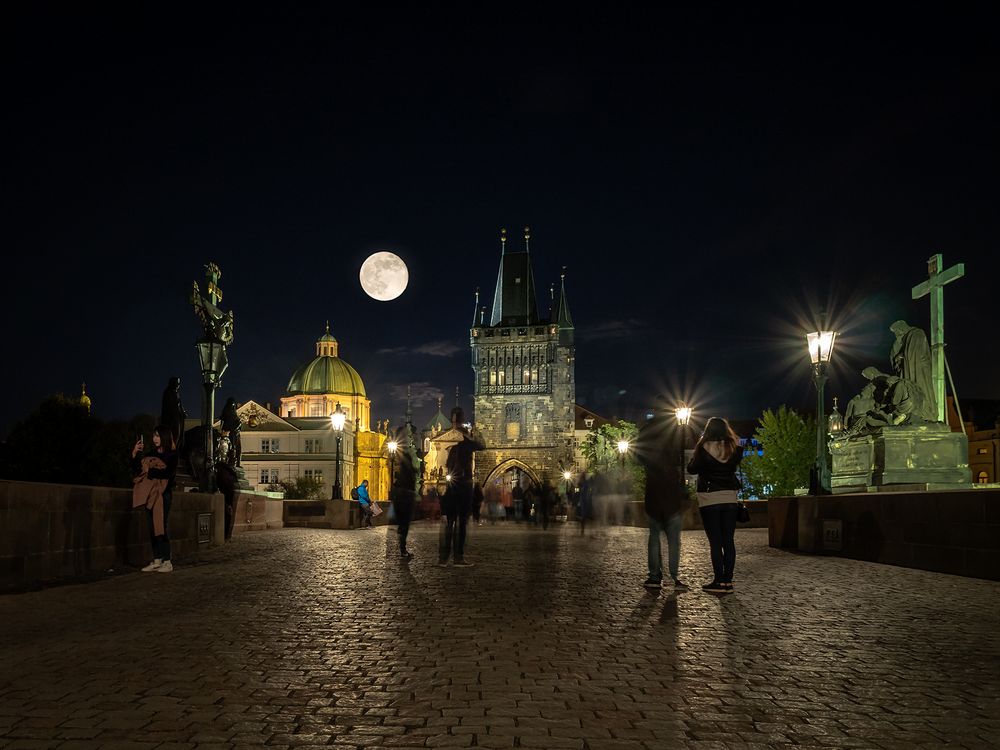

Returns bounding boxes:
[359,251,409,301]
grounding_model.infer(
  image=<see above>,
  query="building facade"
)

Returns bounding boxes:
[237,326,389,499]
[470,227,576,489]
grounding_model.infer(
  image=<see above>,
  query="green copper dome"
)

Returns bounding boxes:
[286,327,367,397]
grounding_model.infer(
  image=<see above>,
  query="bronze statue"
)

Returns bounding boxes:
[160,377,187,452]
[844,367,932,436]
[220,397,242,467]
[889,320,934,419]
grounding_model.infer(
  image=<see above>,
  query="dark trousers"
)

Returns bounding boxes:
[148,490,172,561]
[699,503,738,583]
[440,482,472,561]
[392,489,415,554]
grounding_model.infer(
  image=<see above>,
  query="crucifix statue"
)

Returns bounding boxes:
[910,253,964,423]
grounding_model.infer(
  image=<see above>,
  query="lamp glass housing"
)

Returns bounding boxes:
[675,405,692,425]
[616,440,629,454]
[330,404,346,432]
[806,331,837,364]
[387,440,398,454]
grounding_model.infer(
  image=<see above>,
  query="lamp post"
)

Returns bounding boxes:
[616,439,629,469]
[675,404,692,492]
[807,330,837,494]
[195,339,228,492]
[331,403,346,500]
[387,439,398,490]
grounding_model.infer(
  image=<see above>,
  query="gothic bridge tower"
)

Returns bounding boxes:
[470,227,576,488]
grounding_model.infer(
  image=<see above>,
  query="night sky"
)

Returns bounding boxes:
[5,6,999,438]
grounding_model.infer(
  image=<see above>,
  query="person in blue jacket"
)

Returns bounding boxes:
[356,479,373,527]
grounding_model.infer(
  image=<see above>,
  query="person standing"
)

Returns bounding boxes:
[635,411,689,590]
[538,480,555,530]
[131,425,178,573]
[356,479,373,528]
[215,429,239,541]
[686,418,743,594]
[438,407,485,566]
[390,426,420,559]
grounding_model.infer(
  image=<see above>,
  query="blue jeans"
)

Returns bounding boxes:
[700,503,738,583]
[647,511,682,581]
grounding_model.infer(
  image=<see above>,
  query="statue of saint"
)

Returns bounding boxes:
[220,397,242,467]
[889,320,935,420]
[844,383,876,430]
[845,367,931,436]
[160,377,187,453]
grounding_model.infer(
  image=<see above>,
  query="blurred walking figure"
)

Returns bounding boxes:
[687,418,742,594]
[538,480,556,530]
[473,482,484,525]
[635,411,689,591]
[438,408,485,566]
[390,425,420,559]
[577,471,594,535]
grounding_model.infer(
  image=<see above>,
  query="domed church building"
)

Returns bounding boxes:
[280,323,372,428]
[236,324,390,506]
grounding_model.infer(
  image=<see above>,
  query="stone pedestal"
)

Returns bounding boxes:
[830,423,972,492]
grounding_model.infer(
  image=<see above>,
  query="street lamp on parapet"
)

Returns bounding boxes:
[331,403,346,500]
[387,439,398,489]
[675,404,693,490]
[806,330,837,494]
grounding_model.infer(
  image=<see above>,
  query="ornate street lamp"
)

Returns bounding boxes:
[387,439,398,489]
[330,403,346,500]
[191,262,234,493]
[616,439,629,469]
[675,404,692,492]
[806,330,837,494]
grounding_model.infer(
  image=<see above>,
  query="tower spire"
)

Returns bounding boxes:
[556,266,574,344]
[471,287,480,327]
[405,384,412,427]
[454,385,460,408]
[500,227,507,254]
[524,225,530,253]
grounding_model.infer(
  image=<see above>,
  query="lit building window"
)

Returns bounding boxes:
[979,471,989,484]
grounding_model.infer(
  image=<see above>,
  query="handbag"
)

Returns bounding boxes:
[371,501,383,516]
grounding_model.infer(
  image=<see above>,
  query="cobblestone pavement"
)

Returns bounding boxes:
[2,523,1000,750]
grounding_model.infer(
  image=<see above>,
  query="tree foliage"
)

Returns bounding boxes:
[0,395,155,487]
[581,420,645,498]
[741,405,815,498]
[270,475,326,499]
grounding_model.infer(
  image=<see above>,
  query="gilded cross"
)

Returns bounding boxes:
[911,253,964,422]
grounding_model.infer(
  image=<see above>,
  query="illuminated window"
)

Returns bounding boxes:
[305,439,323,454]
[304,469,324,481]
[979,471,989,484]
[524,369,531,384]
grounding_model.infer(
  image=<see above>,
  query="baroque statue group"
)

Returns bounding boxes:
[842,320,936,437]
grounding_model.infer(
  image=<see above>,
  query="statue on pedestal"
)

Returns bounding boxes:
[889,320,935,420]
[160,377,187,452]
[220,397,242,467]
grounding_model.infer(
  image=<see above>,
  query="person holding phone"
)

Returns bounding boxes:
[131,425,178,572]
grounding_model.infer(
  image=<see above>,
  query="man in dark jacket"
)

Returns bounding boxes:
[438,407,485,567]
[634,412,690,590]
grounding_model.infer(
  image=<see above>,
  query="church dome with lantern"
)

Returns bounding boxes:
[279,324,372,429]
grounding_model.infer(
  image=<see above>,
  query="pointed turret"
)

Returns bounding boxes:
[489,225,540,326]
[471,287,480,327]
[556,267,574,346]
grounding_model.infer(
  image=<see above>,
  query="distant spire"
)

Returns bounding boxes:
[471,287,480,327]
[549,283,556,321]
[524,226,531,253]
[556,266,574,330]
[479,306,485,325]
[405,385,412,427]
[500,227,507,254]
[437,395,443,411]
[325,320,330,334]
[454,386,460,408]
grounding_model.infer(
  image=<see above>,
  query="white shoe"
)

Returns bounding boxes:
[155,561,173,573]
[142,559,162,572]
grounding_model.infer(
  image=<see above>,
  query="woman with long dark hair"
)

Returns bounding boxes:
[686,417,742,593]
[131,425,178,572]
